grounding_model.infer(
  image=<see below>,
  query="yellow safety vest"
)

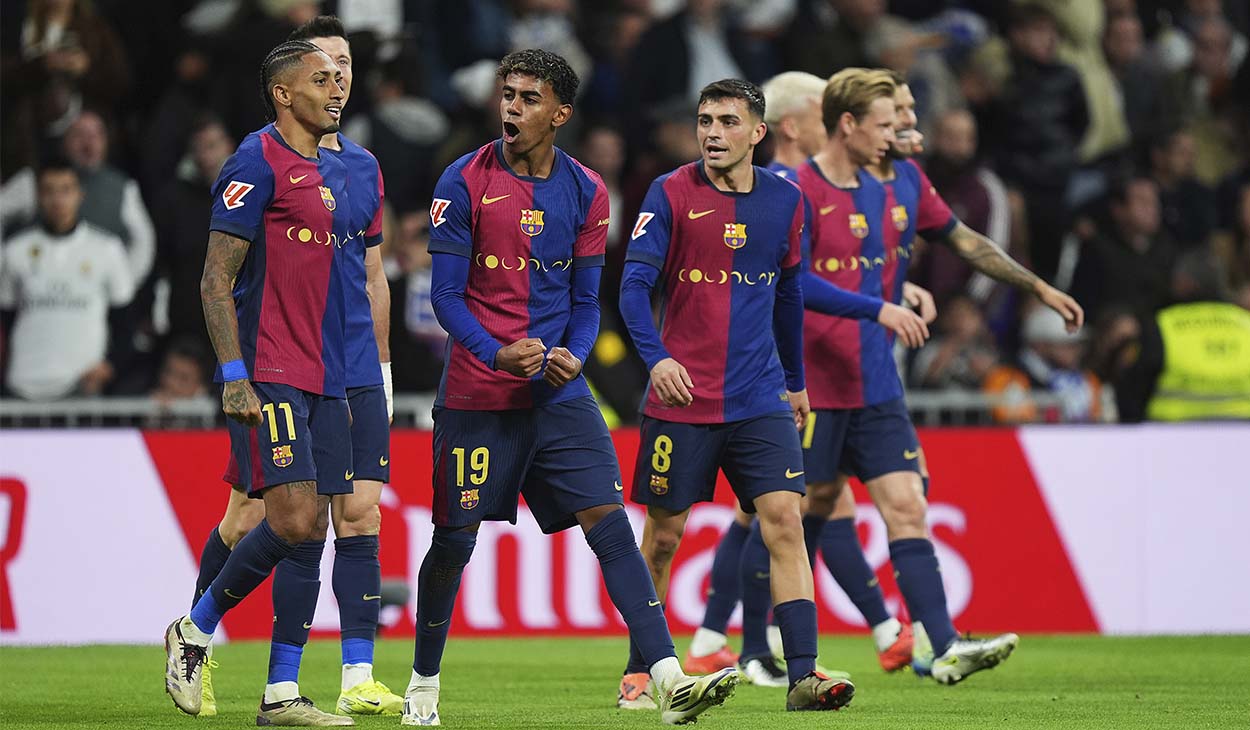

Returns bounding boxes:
[1146,302,1250,421]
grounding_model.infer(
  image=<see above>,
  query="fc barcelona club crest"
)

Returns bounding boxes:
[650,474,670,495]
[891,205,909,231]
[723,223,747,249]
[319,186,336,211]
[460,489,480,510]
[848,213,869,239]
[519,209,545,236]
[272,444,294,468]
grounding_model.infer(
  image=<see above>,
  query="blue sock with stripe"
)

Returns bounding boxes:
[412,528,476,676]
[192,527,231,610]
[820,518,890,627]
[774,599,818,686]
[739,521,772,660]
[333,535,381,667]
[191,519,295,635]
[889,538,957,655]
[269,539,324,686]
[701,520,748,633]
[588,509,675,669]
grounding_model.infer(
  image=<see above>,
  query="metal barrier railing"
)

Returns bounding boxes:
[0,391,1107,429]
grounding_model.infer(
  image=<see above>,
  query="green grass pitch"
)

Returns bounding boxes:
[2,635,1248,728]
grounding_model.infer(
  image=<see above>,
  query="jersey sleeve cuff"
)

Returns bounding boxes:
[923,215,959,241]
[209,219,257,243]
[364,233,384,247]
[428,239,471,257]
[780,263,801,279]
[625,251,666,270]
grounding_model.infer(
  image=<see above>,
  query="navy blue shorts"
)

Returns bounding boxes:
[225,382,353,497]
[801,397,920,484]
[631,412,806,514]
[347,385,390,483]
[430,396,623,534]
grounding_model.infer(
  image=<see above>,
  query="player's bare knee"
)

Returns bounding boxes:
[219,500,264,547]
[879,491,927,537]
[334,503,381,537]
[805,481,839,517]
[759,508,804,553]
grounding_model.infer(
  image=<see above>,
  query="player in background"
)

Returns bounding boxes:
[686,70,931,684]
[847,70,1083,676]
[163,41,356,726]
[184,16,403,718]
[403,50,737,727]
[619,78,855,713]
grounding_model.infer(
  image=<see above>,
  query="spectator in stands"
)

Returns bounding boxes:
[1181,16,1248,186]
[985,3,1089,281]
[150,337,211,409]
[1114,250,1250,422]
[782,0,879,79]
[0,110,155,287]
[983,305,1104,423]
[0,159,134,400]
[908,295,1000,391]
[1149,128,1218,249]
[1103,11,1185,154]
[0,0,130,176]
[622,0,748,149]
[578,125,627,295]
[387,210,445,393]
[1071,175,1178,320]
[1211,181,1250,294]
[509,0,592,92]
[912,109,1012,309]
[581,7,650,120]
[342,58,449,214]
[153,115,233,358]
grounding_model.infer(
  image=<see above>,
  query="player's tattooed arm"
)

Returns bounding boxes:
[944,222,1085,331]
[201,230,262,425]
[943,221,1040,292]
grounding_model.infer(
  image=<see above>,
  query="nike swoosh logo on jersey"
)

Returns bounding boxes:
[363,594,382,601]
[345,470,355,480]
[785,469,805,479]
[290,174,308,184]
[687,208,715,220]
[903,449,919,460]
[648,600,661,607]
[481,193,510,205]
[819,204,837,215]
[379,456,389,466]
[303,622,313,629]
[614,481,623,491]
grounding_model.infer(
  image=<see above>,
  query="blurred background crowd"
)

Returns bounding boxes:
[1,0,1248,425]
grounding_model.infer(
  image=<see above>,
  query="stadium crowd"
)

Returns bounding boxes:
[1,0,1248,423]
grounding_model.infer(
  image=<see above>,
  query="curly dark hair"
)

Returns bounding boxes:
[497,49,579,105]
[698,78,766,121]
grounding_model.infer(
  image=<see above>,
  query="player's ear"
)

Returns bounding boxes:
[838,111,856,138]
[751,120,767,146]
[551,102,573,129]
[272,82,293,113]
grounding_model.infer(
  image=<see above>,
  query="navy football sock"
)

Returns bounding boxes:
[821,518,890,627]
[587,509,675,669]
[192,527,232,610]
[889,538,957,655]
[333,535,381,666]
[801,514,826,567]
[191,519,295,635]
[701,520,748,633]
[774,599,818,686]
[412,528,476,676]
[739,521,772,660]
[269,539,323,684]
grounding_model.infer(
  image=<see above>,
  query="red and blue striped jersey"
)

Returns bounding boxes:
[429,140,610,410]
[327,134,386,388]
[626,162,804,424]
[209,125,354,397]
[797,159,957,408]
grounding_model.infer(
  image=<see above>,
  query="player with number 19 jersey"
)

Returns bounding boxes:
[428,140,609,411]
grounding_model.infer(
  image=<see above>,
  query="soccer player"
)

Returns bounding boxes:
[184,16,403,718]
[162,40,356,726]
[619,78,855,713]
[688,70,931,684]
[402,49,737,727]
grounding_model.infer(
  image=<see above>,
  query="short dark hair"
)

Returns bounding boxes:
[497,49,579,105]
[1009,3,1058,31]
[698,78,766,120]
[259,40,324,121]
[288,15,348,44]
[37,154,79,182]
[1107,172,1154,206]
